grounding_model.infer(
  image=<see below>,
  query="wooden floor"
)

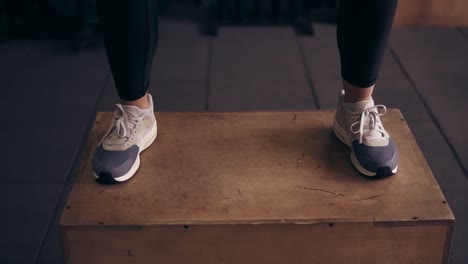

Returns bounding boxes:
[1,18,468,264]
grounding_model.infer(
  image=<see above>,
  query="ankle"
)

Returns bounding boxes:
[121,94,151,110]
[344,95,372,103]
[342,80,374,103]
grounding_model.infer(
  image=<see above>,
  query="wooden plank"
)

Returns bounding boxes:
[0,184,62,264]
[65,224,448,264]
[209,27,316,110]
[389,28,468,173]
[0,41,32,91]
[62,110,452,226]
[394,0,468,26]
[298,24,432,122]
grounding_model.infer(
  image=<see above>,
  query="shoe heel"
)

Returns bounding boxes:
[141,123,158,152]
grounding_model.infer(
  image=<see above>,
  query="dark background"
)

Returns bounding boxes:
[0,0,338,43]
[1,1,468,264]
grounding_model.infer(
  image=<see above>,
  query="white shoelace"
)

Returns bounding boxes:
[109,105,142,143]
[350,105,387,144]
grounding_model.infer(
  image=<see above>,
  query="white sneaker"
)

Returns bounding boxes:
[92,94,158,184]
[333,90,398,177]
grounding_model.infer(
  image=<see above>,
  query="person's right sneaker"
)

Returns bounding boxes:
[92,94,158,184]
[333,90,399,177]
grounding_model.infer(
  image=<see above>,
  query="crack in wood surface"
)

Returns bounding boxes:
[296,152,305,168]
[295,186,344,196]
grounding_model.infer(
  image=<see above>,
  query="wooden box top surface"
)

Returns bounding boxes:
[61,110,453,227]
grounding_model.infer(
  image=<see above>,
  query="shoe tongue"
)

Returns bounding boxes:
[352,98,383,140]
[352,98,375,112]
[118,104,142,117]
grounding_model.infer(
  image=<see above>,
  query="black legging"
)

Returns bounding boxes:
[97,0,159,101]
[97,0,398,101]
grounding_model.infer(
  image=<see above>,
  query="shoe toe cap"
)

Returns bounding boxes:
[92,145,139,180]
[352,138,399,173]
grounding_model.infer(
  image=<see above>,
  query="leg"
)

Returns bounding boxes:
[333,0,399,177]
[93,0,160,184]
[337,0,398,102]
[97,0,160,108]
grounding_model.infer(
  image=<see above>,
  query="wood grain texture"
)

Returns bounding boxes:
[61,110,453,225]
[394,0,468,26]
[65,224,448,264]
[61,110,454,263]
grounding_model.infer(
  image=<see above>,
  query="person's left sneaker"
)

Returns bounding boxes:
[92,94,158,184]
[333,90,399,177]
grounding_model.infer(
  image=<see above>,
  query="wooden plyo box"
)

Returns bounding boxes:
[60,110,454,264]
